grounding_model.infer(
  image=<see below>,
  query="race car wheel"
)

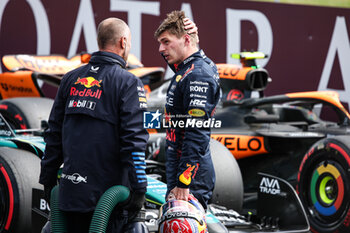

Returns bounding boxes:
[0,97,53,130]
[297,136,350,233]
[210,139,244,211]
[0,147,42,233]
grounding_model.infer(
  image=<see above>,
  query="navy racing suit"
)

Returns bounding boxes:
[165,50,220,209]
[39,51,149,213]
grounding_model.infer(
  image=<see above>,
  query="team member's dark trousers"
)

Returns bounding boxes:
[41,209,149,233]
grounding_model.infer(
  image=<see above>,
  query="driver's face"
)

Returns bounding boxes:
[158,31,186,65]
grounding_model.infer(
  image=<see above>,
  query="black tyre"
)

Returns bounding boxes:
[210,139,244,211]
[297,136,350,233]
[0,147,42,233]
[0,97,53,129]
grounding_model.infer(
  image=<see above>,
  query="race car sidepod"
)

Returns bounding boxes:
[208,173,310,232]
[257,173,309,232]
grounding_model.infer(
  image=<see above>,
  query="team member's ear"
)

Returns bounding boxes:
[121,37,127,49]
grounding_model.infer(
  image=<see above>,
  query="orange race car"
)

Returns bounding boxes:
[144,52,350,233]
[0,53,164,130]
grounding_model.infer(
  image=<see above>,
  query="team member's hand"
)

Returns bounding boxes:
[183,18,199,43]
[170,187,190,201]
[123,191,146,212]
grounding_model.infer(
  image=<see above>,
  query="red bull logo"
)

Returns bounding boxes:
[70,87,102,99]
[179,163,196,186]
[75,77,102,88]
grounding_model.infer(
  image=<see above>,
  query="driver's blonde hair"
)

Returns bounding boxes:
[154,11,196,44]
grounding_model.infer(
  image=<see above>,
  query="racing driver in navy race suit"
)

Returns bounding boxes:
[39,18,149,232]
[155,11,221,209]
